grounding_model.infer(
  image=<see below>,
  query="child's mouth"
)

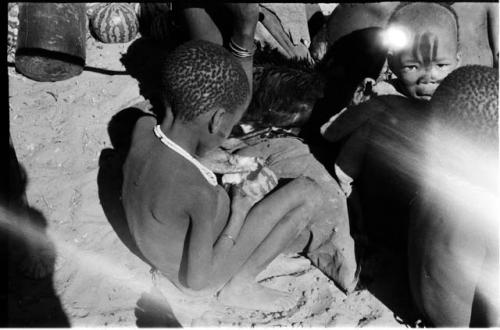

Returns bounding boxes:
[417,94,432,101]
[416,89,435,100]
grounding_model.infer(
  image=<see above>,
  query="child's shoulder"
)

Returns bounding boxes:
[132,115,157,143]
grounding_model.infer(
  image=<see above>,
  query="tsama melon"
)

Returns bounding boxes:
[89,3,138,43]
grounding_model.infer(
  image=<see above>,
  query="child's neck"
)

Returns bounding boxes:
[160,115,203,158]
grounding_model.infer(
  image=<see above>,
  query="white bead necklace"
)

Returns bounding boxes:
[153,125,217,186]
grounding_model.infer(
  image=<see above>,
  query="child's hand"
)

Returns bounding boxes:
[371,80,400,96]
[242,166,278,201]
[231,165,278,207]
[350,78,376,106]
[201,149,260,174]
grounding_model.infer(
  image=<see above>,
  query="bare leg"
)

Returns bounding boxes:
[217,176,322,311]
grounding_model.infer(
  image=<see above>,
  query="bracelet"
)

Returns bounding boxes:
[220,233,236,245]
[228,38,256,58]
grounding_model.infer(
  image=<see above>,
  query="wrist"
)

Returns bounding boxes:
[231,33,256,49]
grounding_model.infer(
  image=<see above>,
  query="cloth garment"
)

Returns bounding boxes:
[255,3,312,60]
[234,137,358,293]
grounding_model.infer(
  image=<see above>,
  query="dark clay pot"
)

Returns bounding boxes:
[15,3,87,82]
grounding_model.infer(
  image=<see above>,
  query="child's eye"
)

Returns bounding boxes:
[403,65,418,71]
[437,63,450,69]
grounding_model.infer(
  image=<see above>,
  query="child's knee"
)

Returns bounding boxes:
[293,176,323,210]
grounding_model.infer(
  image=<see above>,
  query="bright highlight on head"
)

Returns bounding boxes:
[383,25,410,53]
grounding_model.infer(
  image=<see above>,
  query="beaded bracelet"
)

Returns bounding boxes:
[228,38,256,58]
[220,233,236,245]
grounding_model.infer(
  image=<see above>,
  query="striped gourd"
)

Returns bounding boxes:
[89,3,138,43]
[8,3,19,62]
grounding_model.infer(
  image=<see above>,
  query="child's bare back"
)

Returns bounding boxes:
[122,115,230,286]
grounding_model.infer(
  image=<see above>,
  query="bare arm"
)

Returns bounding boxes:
[487,3,499,68]
[181,4,259,92]
[182,187,247,290]
[183,168,279,291]
[223,3,259,92]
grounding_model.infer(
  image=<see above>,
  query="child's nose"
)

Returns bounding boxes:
[419,66,441,84]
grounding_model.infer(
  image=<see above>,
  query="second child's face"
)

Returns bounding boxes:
[200,103,247,156]
[392,27,460,101]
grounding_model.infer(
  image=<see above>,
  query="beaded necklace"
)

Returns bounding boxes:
[153,125,217,186]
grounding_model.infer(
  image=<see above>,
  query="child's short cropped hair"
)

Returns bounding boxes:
[388,2,460,46]
[161,40,250,122]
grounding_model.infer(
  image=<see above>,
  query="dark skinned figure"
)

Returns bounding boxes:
[321,3,461,247]
[409,65,499,327]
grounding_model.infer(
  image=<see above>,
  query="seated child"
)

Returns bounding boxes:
[320,2,462,243]
[122,40,323,312]
[323,2,461,192]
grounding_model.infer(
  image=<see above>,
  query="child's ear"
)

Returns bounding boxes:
[387,53,397,73]
[208,107,226,134]
[455,51,462,66]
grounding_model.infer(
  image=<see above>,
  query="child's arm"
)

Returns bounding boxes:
[223,4,259,91]
[182,167,278,291]
[181,185,242,291]
[181,4,259,91]
[487,3,499,68]
[321,97,384,143]
[335,122,371,196]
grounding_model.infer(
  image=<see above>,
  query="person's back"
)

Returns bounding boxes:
[123,115,229,284]
[409,65,499,327]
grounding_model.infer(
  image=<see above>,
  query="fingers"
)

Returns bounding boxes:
[240,166,278,202]
[350,78,376,106]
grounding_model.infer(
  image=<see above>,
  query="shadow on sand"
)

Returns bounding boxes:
[97,107,152,263]
[120,37,174,122]
[5,138,69,327]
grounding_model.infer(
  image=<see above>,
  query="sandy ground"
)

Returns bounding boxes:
[7,34,421,327]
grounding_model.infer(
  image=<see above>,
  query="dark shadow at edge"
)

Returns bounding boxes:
[5,138,69,327]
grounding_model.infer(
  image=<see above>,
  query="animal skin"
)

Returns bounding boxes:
[408,65,499,327]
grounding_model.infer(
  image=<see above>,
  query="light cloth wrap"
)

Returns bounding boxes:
[255,3,311,60]
[235,137,358,293]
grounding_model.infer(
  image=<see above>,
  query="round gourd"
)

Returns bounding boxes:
[90,3,138,43]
